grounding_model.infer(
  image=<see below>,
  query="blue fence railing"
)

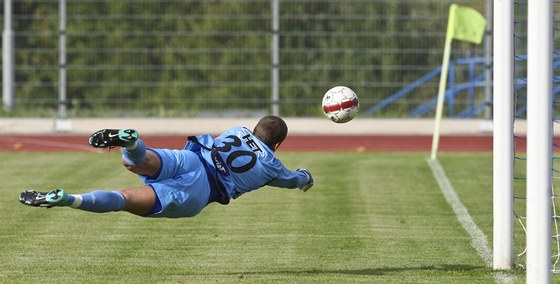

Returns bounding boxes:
[366,55,560,118]
[365,56,489,118]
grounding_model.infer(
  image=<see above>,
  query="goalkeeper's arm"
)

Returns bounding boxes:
[267,168,314,191]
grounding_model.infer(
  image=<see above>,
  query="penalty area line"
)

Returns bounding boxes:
[427,158,514,284]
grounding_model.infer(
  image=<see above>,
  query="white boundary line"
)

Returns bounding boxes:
[427,158,514,284]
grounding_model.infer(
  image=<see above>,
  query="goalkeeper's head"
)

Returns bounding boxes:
[253,115,288,151]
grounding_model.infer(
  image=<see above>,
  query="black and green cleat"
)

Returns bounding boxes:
[88,129,138,148]
[19,188,68,208]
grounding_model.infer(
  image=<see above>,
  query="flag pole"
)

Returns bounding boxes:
[431,5,457,160]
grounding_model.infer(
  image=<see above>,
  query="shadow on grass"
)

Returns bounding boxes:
[218,264,487,277]
[309,264,485,275]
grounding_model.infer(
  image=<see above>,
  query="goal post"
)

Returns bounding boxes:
[492,0,514,271]
[493,0,555,281]
[526,0,553,282]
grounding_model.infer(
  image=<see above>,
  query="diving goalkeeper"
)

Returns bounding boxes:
[19,116,313,218]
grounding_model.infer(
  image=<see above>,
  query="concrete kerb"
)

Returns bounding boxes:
[0,118,501,136]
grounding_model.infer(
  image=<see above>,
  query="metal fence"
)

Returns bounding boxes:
[2,0,488,118]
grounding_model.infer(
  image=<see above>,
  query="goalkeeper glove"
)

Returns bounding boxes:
[297,169,313,192]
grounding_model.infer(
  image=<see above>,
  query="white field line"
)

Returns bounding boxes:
[427,158,515,284]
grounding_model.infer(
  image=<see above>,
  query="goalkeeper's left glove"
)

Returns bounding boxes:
[297,168,314,192]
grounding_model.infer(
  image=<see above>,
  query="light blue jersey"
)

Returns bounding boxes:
[187,127,310,201]
[139,127,310,218]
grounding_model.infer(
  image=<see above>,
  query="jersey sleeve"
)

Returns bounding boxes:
[267,161,311,189]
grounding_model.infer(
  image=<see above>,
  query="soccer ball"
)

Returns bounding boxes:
[322,86,359,123]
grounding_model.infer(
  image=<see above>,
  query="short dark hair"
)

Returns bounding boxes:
[253,115,288,150]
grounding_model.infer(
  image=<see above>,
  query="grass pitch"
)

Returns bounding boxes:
[0,151,533,283]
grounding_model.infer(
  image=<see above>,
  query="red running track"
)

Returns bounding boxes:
[0,134,502,152]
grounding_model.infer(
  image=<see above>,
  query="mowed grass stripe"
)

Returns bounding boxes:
[0,152,505,283]
[0,153,147,282]
[350,154,489,274]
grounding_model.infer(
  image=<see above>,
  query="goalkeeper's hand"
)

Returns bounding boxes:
[297,169,314,192]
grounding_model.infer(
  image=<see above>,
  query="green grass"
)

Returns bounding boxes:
[0,151,543,283]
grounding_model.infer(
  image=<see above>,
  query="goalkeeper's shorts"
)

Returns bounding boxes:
[139,148,212,218]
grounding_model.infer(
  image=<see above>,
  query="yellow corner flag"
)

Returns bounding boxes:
[448,4,487,44]
[431,4,486,160]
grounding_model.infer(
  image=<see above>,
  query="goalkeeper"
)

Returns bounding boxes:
[19,116,313,218]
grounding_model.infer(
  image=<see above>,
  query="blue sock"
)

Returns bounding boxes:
[69,190,125,213]
[121,139,146,165]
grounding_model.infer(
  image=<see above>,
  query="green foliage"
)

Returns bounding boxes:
[6,1,485,117]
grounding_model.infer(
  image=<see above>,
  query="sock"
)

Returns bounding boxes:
[125,141,137,151]
[121,138,146,165]
[66,190,125,213]
[58,195,76,206]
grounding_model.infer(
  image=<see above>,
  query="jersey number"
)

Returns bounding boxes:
[215,135,256,173]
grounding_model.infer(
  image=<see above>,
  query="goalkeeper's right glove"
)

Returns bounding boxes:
[297,169,314,192]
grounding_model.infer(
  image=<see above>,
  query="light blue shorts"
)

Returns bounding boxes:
[139,148,211,218]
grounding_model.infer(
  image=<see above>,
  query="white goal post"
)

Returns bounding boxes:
[492,0,514,271]
[493,0,554,282]
[526,0,553,282]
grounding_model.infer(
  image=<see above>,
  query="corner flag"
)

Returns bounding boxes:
[431,4,486,160]
[448,4,487,44]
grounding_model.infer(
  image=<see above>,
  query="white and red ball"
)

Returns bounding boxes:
[322,86,359,123]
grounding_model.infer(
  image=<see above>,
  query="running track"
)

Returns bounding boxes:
[0,134,507,152]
